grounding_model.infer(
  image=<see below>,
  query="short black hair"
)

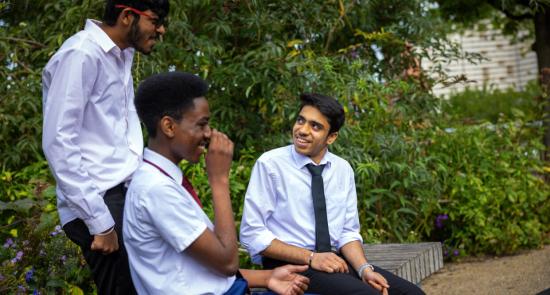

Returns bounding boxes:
[103,0,170,26]
[299,93,345,134]
[135,72,208,138]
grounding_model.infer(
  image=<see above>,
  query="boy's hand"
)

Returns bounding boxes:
[267,265,310,295]
[91,229,119,255]
[205,129,234,181]
[362,269,390,295]
[310,252,349,273]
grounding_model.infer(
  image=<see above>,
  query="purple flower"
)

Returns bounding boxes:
[3,238,14,248]
[11,251,24,264]
[453,249,460,256]
[50,225,63,236]
[435,214,449,229]
[443,249,449,257]
[0,273,5,281]
[33,290,40,295]
[25,268,34,283]
[60,255,67,264]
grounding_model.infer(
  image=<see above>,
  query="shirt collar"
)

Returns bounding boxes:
[290,144,332,170]
[84,19,135,56]
[143,148,183,185]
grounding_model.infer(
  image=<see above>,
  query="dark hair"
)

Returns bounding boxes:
[299,93,345,134]
[135,72,209,138]
[103,0,170,26]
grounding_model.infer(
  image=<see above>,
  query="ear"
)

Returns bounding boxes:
[326,132,338,145]
[159,116,177,138]
[117,9,135,27]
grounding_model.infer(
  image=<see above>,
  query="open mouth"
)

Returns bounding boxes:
[294,136,310,147]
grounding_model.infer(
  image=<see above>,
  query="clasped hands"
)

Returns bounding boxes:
[310,252,390,294]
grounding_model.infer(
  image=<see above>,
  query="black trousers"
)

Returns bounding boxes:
[63,183,136,295]
[263,256,425,295]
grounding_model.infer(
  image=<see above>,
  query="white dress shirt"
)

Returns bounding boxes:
[240,145,363,264]
[42,19,142,234]
[123,148,235,295]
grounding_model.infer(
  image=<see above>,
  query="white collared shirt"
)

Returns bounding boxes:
[240,145,363,264]
[42,19,142,234]
[123,148,235,294]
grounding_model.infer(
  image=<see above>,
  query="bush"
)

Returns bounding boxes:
[443,81,543,124]
[426,121,550,257]
[0,161,94,294]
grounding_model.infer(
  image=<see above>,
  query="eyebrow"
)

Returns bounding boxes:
[298,115,325,129]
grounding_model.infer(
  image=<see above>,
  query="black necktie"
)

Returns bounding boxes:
[306,163,331,252]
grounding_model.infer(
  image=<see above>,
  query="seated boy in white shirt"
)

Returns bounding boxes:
[123,71,309,295]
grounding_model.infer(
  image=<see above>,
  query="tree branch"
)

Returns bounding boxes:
[0,37,46,48]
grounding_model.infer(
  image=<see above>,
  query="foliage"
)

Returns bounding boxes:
[0,161,94,294]
[435,0,541,39]
[444,81,543,124]
[426,121,550,256]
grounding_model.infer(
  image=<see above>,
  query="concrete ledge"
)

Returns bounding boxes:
[363,242,443,284]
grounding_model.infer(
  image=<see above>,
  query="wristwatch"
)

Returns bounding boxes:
[357,262,375,278]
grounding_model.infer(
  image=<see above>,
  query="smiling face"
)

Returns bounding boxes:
[127,9,166,54]
[167,97,211,164]
[292,105,338,164]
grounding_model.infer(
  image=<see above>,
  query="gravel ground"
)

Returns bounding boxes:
[421,245,550,295]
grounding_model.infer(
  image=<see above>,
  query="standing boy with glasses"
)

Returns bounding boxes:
[240,93,425,294]
[42,1,169,294]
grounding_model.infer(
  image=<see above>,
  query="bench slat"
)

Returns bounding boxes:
[363,242,443,284]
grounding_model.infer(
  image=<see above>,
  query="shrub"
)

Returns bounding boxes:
[443,81,543,124]
[0,161,94,294]
[426,121,550,257]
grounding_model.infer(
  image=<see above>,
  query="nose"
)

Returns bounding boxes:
[297,123,310,135]
[156,24,166,35]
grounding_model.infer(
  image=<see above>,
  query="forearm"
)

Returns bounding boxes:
[210,177,238,253]
[45,148,113,234]
[261,239,312,265]
[340,240,368,271]
[239,269,270,288]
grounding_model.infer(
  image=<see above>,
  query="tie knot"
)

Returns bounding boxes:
[306,163,325,176]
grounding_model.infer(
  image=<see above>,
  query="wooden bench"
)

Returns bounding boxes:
[250,242,443,293]
[363,242,443,285]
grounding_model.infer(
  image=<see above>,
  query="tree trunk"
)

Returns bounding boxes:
[533,5,550,162]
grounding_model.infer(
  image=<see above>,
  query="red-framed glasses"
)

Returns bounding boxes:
[115,4,166,28]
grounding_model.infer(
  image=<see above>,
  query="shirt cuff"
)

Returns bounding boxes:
[244,231,278,265]
[84,212,116,235]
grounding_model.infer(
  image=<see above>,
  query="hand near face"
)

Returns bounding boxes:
[267,265,310,295]
[205,129,234,180]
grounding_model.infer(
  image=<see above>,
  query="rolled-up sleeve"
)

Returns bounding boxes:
[337,168,363,249]
[42,49,113,234]
[239,159,278,264]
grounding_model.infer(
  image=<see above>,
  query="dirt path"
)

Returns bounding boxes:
[421,245,550,295]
